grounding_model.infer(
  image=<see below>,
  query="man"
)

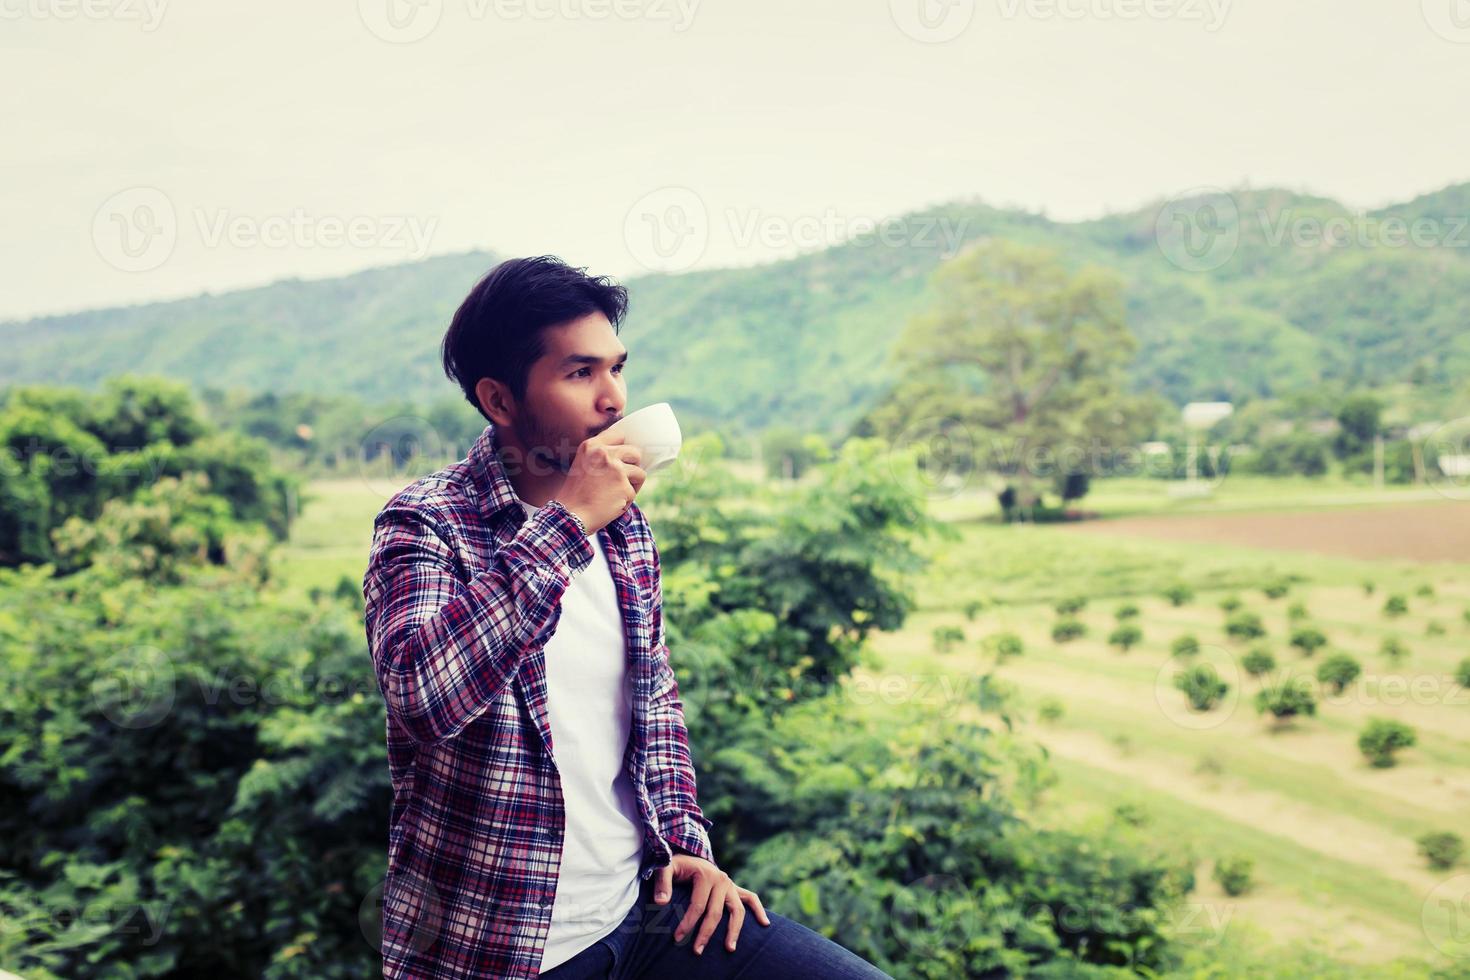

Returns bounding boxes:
[363,256,893,979]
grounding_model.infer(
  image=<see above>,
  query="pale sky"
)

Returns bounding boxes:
[3,0,1468,320]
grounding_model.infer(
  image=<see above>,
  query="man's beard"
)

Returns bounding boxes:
[510,405,572,475]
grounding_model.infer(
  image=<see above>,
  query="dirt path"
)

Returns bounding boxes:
[1066,501,1470,562]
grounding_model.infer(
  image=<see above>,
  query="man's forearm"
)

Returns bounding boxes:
[363,498,594,745]
[645,646,716,863]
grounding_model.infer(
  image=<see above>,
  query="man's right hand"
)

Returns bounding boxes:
[557,430,645,534]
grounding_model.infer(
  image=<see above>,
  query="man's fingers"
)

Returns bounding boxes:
[626,464,647,493]
[739,887,771,926]
[674,873,714,945]
[653,864,672,904]
[722,888,746,952]
[692,881,730,954]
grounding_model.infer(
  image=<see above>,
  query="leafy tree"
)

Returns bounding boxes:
[1170,634,1201,657]
[1289,626,1328,657]
[1174,664,1228,711]
[931,625,965,653]
[1334,393,1381,459]
[1358,718,1416,768]
[1416,831,1465,871]
[1382,594,1409,618]
[984,632,1024,663]
[761,426,831,481]
[1051,618,1086,643]
[1261,577,1291,599]
[1454,657,1470,689]
[1255,677,1317,724]
[1162,583,1194,607]
[866,240,1154,509]
[1212,855,1254,896]
[1053,595,1087,615]
[1315,654,1361,694]
[1108,624,1143,652]
[1226,611,1267,641]
[1241,648,1275,676]
[1244,431,1330,477]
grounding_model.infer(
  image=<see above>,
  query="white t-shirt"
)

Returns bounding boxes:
[521,500,646,974]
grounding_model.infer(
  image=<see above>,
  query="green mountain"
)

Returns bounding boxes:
[5,183,1467,435]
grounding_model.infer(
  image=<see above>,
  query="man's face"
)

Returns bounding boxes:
[508,311,628,474]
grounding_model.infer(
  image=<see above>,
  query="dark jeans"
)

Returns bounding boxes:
[538,875,893,980]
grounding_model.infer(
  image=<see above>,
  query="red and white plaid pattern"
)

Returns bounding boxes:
[363,422,714,978]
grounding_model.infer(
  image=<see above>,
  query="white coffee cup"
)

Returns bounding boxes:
[605,402,682,473]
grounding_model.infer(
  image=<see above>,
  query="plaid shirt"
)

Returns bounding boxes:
[362,422,715,979]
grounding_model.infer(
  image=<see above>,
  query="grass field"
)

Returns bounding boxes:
[278,471,1470,973]
[862,497,1470,973]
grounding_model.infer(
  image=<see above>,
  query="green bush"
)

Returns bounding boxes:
[962,598,985,621]
[1382,594,1409,618]
[1108,624,1143,652]
[1170,634,1201,657]
[1288,626,1328,657]
[1051,618,1087,643]
[1454,658,1470,689]
[1286,601,1309,622]
[1225,611,1267,642]
[1036,697,1064,723]
[1219,594,1243,613]
[1358,718,1417,768]
[1212,855,1254,896]
[1053,595,1087,616]
[1315,654,1361,694]
[1415,583,1435,598]
[1426,620,1446,637]
[1416,831,1465,871]
[931,624,966,653]
[1254,677,1317,723]
[1174,664,1228,712]
[1241,648,1275,676]
[1114,602,1140,621]
[1262,578,1291,599]
[985,631,1025,663]
[1162,583,1194,607]
[726,700,1192,978]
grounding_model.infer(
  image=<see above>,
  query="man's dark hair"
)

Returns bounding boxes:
[441,255,629,420]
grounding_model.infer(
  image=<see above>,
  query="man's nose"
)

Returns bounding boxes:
[598,384,624,416]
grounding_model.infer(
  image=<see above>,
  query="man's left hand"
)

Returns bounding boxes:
[652,853,771,955]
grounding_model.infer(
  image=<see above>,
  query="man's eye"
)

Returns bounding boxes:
[571,365,625,378]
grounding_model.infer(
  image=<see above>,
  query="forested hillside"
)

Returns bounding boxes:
[5,183,1467,435]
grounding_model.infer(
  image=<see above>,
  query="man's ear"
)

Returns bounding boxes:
[474,378,514,427]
